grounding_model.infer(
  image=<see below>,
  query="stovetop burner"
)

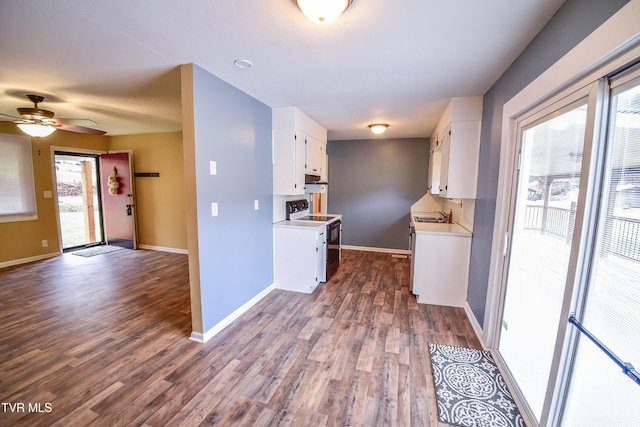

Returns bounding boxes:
[296,215,338,222]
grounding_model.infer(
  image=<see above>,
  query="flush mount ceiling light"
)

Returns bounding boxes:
[234,59,252,69]
[17,123,56,137]
[368,123,389,135]
[294,0,353,24]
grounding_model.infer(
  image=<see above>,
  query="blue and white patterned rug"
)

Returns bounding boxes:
[428,343,526,427]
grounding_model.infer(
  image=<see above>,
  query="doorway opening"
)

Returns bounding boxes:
[54,152,104,251]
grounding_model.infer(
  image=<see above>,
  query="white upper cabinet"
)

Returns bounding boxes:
[273,128,306,195]
[430,97,483,199]
[273,107,327,195]
[305,135,324,176]
[428,131,442,194]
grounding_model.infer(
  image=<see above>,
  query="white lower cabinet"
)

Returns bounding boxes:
[411,231,471,307]
[274,224,325,293]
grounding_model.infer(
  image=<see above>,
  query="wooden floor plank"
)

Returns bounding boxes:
[0,248,481,426]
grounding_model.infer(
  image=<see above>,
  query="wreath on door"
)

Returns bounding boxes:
[108,166,120,195]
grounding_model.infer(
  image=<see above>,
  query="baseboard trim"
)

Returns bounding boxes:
[0,252,60,269]
[464,301,487,349]
[189,283,276,343]
[138,244,188,255]
[341,245,410,255]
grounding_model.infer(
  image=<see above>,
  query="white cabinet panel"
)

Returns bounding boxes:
[273,106,327,196]
[438,120,481,199]
[274,225,324,293]
[305,135,324,176]
[429,97,482,199]
[411,232,471,307]
[315,229,326,282]
[273,129,306,195]
[428,132,442,194]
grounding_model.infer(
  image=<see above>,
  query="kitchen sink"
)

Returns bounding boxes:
[414,216,446,223]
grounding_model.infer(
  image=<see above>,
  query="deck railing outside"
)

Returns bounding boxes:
[523,205,640,262]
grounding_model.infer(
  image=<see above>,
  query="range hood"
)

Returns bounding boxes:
[305,174,328,185]
[305,174,328,194]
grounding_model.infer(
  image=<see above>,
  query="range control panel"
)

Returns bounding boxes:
[285,199,309,219]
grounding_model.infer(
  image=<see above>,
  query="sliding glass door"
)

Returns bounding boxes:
[496,64,640,426]
[561,72,640,426]
[498,93,591,423]
[55,152,104,250]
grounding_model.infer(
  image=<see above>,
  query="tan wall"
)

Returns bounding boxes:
[1,124,187,265]
[109,132,187,251]
[0,122,109,263]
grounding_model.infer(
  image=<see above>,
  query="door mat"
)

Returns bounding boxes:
[72,245,125,257]
[428,343,526,427]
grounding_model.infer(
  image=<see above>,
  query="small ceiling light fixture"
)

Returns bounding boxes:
[17,123,56,137]
[294,0,353,24]
[368,123,389,135]
[234,59,252,69]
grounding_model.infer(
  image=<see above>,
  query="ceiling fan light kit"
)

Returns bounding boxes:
[294,0,353,24]
[1,94,106,137]
[368,123,389,135]
[17,123,56,137]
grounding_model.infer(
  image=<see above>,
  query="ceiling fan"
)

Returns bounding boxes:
[0,94,106,136]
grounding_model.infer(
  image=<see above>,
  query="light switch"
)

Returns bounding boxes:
[210,161,217,175]
[44,191,53,199]
[254,200,259,210]
[211,202,218,216]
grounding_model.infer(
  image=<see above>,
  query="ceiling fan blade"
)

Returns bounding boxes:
[56,124,107,135]
[0,112,23,121]
[51,118,99,126]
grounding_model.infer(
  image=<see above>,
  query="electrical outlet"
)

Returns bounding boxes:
[42,240,48,247]
[211,202,218,217]
[210,161,217,175]
[254,199,259,210]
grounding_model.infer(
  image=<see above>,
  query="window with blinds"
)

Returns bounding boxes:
[0,133,37,222]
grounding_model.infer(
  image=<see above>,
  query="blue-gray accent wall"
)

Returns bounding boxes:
[327,138,429,250]
[190,65,274,332]
[467,0,631,326]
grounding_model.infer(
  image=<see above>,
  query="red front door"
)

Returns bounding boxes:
[100,152,136,249]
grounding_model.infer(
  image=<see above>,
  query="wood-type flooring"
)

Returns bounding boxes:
[0,248,481,426]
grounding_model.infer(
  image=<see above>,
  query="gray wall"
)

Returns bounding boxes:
[190,64,274,332]
[467,0,631,326]
[327,138,429,250]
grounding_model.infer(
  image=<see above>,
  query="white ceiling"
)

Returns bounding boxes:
[0,0,566,140]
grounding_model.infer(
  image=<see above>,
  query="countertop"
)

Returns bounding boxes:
[273,220,326,230]
[274,213,342,230]
[411,211,472,236]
